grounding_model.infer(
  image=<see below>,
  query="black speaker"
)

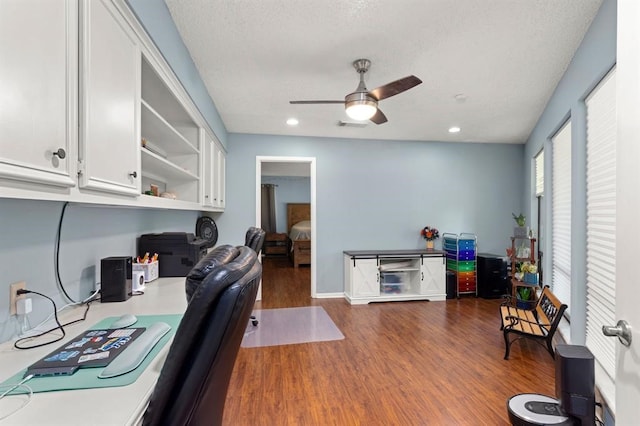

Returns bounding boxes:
[100,256,132,302]
[477,253,508,299]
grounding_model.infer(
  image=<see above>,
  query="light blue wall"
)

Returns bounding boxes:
[126,0,228,148]
[0,199,197,343]
[522,0,616,346]
[261,176,311,234]
[217,134,524,293]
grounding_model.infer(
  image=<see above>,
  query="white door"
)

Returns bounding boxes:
[613,2,640,422]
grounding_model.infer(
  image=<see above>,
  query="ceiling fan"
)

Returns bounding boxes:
[290,59,422,125]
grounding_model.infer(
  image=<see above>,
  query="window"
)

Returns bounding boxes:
[534,149,545,283]
[535,150,544,197]
[585,67,617,383]
[551,120,572,315]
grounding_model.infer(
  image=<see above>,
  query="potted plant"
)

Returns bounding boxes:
[512,212,528,238]
[514,262,537,309]
[515,285,536,309]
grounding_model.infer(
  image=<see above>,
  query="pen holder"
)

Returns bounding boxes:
[133,260,159,282]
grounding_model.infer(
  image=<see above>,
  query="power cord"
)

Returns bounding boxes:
[0,375,33,421]
[17,289,100,340]
[54,202,78,304]
[13,290,96,350]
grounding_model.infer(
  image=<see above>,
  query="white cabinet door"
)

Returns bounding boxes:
[0,0,76,188]
[350,258,380,297]
[420,256,445,296]
[214,144,226,209]
[79,0,140,196]
[202,134,224,209]
[201,132,214,207]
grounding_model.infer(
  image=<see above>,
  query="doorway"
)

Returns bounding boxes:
[255,156,316,301]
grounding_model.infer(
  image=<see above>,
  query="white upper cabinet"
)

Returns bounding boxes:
[79,0,140,196]
[0,0,221,211]
[0,0,76,188]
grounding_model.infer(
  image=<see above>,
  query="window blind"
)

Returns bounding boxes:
[585,68,617,382]
[535,150,544,196]
[552,120,572,314]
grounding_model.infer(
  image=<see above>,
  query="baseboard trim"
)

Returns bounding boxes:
[313,292,344,299]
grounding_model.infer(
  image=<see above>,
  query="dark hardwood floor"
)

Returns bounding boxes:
[224,257,556,425]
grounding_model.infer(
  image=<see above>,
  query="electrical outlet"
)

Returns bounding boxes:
[10,281,26,316]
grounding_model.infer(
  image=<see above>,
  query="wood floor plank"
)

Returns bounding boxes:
[224,257,556,425]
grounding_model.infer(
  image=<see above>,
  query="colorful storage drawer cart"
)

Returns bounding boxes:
[443,233,478,297]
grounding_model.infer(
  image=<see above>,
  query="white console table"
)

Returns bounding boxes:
[343,250,446,305]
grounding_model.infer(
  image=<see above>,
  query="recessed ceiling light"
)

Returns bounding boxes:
[454,94,467,102]
[449,126,461,133]
[286,118,299,126]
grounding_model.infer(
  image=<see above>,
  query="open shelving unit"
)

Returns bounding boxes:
[140,56,200,203]
[509,236,537,278]
[509,236,538,307]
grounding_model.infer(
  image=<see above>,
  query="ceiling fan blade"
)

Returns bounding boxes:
[369,75,422,101]
[289,100,344,104]
[370,108,388,125]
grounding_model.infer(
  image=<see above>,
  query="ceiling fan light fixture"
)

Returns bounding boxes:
[345,92,377,121]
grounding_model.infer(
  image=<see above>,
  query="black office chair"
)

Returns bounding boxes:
[245,226,265,326]
[184,244,237,302]
[245,226,266,255]
[143,245,262,426]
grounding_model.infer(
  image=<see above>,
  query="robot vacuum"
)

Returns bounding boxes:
[507,393,573,426]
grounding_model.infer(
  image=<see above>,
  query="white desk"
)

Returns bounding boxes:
[0,277,187,425]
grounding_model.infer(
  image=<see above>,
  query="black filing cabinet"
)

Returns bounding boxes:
[477,253,508,299]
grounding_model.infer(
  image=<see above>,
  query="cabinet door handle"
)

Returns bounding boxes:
[421,272,424,281]
[377,273,379,283]
[53,148,66,159]
[129,171,137,178]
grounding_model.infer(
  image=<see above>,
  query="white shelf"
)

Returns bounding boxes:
[380,267,420,272]
[141,149,198,183]
[141,100,198,156]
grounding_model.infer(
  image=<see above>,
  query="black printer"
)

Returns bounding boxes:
[138,232,208,277]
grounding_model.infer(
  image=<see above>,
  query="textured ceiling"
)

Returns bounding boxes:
[165,0,602,144]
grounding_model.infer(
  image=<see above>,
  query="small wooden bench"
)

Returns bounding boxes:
[500,285,567,360]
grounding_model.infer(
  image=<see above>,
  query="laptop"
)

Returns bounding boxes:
[25,327,146,378]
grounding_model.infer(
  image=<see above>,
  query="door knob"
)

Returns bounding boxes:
[53,148,66,159]
[602,320,632,347]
